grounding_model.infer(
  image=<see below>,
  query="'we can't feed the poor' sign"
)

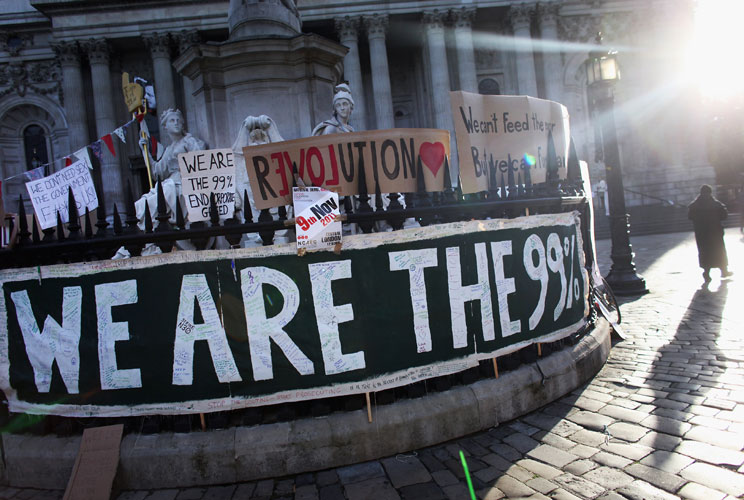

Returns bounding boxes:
[450,92,571,194]
[25,159,98,230]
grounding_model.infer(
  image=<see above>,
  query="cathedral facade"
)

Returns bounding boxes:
[0,0,712,212]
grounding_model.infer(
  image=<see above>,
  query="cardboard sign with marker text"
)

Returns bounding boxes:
[178,148,236,222]
[243,128,450,209]
[450,92,570,194]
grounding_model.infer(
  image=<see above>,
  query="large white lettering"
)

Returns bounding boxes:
[240,266,314,381]
[389,248,438,353]
[446,243,494,348]
[490,241,521,337]
[10,287,82,393]
[173,274,242,385]
[309,261,365,375]
[95,280,142,390]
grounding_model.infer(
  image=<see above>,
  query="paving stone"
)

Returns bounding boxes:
[568,444,598,459]
[515,459,562,480]
[595,493,627,500]
[294,485,318,500]
[144,491,179,500]
[600,441,654,461]
[493,475,535,498]
[549,489,583,500]
[582,466,634,490]
[488,443,522,462]
[606,421,648,442]
[441,484,470,500]
[526,444,578,468]
[232,484,255,498]
[677,482,727,500]
[579,389,614,403]
[703,398,736,411]
[381,456,431,489]
[552,473,606,499]
[431,470,458,488]
[625,463,686,494]
[203,486,236,499]
[254,480,274,497]
[117,492,149,500]
[526,477,558,494]
[569,429,606,447]
[175,489,205,500]
[398,481,445,500]
[639,415,692,436]
[474,487,504,500]
[564,459,597,476]
[502,433,539,454]
[684,425,744,450]
[534,431,576,451]
[639,450,695,474]
[689,415,730,430]
[679,462,744,496]
[503,464,533,483]
[636,430,682,451]
[343,477,400,500]
[418,453,446,473]
[473,466,500,483]
[617,480,681,500]
[598,405,648,424]
[509,421,540,436]
[337,461,385,485]
[675,440,744,466]
[566,411,614,432]
[573,397,606,412]
[318,485,344,500]
[315,470,338,487]
[275,480,295,496]
[590,451,631,469]
[480,453,511,471]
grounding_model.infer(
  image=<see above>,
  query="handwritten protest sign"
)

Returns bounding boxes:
[450,92,570,194]
[294,187,342,252]
[25,159,98,230]
[242,129,450,209]
[178,148,236,222]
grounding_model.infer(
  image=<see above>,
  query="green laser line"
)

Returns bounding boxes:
[459,450,477,500]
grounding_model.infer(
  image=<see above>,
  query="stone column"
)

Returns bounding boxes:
[452,7,478,93]
[363,14,394,129]
[510,4,538,97]
[53,41,88,151]
[144,33,176,114]
[539,1,563,102]
[176,30,201,135]
[423,10,458,183]
[336,16,367,131]
[84,38,124,209]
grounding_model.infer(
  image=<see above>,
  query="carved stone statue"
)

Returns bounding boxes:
[312,83,355,135]
[232,114,285,222]
[136,108,206,227]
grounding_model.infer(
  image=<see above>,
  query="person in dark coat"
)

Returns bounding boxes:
[688,184,732,282]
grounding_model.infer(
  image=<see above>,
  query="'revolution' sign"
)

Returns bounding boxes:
[0,213,588,417]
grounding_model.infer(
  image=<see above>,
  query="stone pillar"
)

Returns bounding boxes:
[176,30,201,134]
[53,41,88,151]
[423,10,458,183]
[538,1,563,102]
[144,33,176,114]
[336,16,367,131]
[510,4,538,97]
[451,7,478,93]
[84,38,124,209]
[363,14,394,129]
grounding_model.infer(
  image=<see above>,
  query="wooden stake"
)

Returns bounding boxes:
[525,208,530,216]
[492,358,499,379]
[537,343,542,357]
[365,392,373,423]
[199,413,206,431]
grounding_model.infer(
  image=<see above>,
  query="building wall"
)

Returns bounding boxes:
[0,0,714,213]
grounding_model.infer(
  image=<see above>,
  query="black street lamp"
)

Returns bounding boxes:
[586,35,648,296]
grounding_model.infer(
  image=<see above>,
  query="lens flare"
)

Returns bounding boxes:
[524,154,536,166]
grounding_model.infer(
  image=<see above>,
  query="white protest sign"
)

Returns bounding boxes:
[178,148,236,222]
[293,187,342,252]
[25,159,98,230]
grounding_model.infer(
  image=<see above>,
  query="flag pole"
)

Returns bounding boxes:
[122,72,153,190]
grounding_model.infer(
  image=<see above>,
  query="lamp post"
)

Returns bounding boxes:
[586,35,648,296]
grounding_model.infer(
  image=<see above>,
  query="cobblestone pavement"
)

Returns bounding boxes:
[3,230,743,500]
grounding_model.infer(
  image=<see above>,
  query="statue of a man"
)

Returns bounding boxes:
[312,84,355,136]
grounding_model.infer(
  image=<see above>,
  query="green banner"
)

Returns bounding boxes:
[0,213,588,416]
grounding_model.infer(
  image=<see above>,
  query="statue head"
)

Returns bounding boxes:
[160,109,185,135]
[332,83,354,121]
[700,184,713,196]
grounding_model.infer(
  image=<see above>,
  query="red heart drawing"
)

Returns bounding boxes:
[419,142,445,178]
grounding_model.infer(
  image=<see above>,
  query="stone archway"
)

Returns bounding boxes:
[0,94,69,211]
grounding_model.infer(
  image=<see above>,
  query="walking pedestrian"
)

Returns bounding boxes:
[688,184,733,282]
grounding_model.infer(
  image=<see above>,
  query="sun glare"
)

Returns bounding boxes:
[685,0,744,100]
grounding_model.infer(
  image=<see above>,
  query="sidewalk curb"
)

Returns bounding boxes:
[1,321,611,489]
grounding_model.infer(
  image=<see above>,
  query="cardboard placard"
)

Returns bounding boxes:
[178,148,237,222]
[450,92,570,194]
[294,187,342,252]
[25,159,98,230]
[121,72,144,114]
[243,128,450,209]
[63,424,123,500]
